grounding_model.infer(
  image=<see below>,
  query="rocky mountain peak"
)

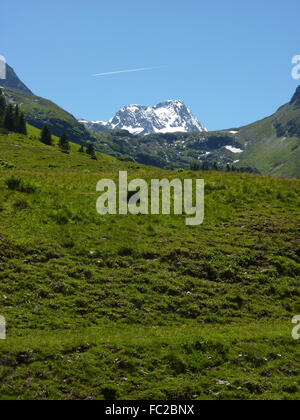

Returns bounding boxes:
[0,63,33,95]
[290,85,300,107]
[80,100,207,136]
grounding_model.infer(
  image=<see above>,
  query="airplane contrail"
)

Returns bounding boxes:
[92,66,164,77]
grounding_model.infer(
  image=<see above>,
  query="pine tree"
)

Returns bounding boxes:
[86,142,97,159]
[59,133,70,153]
[78,145,85,153]
[40,124,53,145]
[86,143,95,155]
[14,105,20,132]
[18,112,27,135]
[0,89,6,123]
[190,162,201,171]
[4,105,15,131]
[213,162,218,171]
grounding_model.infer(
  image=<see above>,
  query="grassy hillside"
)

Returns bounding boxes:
[91,115,300,178]
[2,87,95,145]
[237,99,300,178]
[93,129,248,170]
[0,127,299,400]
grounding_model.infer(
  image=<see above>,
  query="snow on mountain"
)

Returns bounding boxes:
[79,100,207,136]
[224,145,244,154]
[78,119,108,132]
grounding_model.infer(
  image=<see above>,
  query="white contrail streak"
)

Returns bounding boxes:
[92,66,164,77]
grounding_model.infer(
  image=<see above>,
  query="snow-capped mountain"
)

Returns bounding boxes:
[79,100,207,136]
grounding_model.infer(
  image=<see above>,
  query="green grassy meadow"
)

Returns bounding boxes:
[238,101,300,178]
[0,126,299,400]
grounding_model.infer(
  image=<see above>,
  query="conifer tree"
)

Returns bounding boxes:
[40,124,53,145]
[190,162,201,171]
[18,112,27,135]
[86,143,95,155]
[4,104,14,131]
[0,89,6,124]
[91,150,97,160]
[59,133,70,153]
[14,105,20,132]
[78,145,85,153]
[86,143,97,160]
[213,162,218,171]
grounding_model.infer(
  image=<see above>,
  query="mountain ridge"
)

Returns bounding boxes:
[290,85,300,107]
[80,100,207,135]
[0,63,33,95]
[90,86,300,177]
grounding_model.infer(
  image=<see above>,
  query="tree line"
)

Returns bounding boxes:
[190,161,259,174]
[0,88,97,160]
[0,88,27,135]
[40,124,97,159]
[190,161,219,171]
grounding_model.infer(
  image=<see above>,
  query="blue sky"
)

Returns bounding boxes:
[1,0,300,130]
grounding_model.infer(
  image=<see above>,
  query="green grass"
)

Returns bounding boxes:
[0,127,299,400]
[238,102,300,178]
[3,86,95,144]
[0,323,298,400]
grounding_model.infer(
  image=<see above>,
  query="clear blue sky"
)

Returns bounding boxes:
[1,0,300,130]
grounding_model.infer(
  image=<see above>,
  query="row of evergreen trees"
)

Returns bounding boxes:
[40,124,71,154]
[0,89,27,135]
[40,124,97,159]
[0,88,97,160]
[79,143,97,159]
[190,161,219,171]
[190,161,253,173]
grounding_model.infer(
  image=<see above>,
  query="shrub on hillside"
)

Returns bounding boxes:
[0,160,14,169]
[5,175,39,193]
[49,208,72,225]
[13,198,30,210]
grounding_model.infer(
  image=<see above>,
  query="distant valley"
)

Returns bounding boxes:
[1,63,299,177]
